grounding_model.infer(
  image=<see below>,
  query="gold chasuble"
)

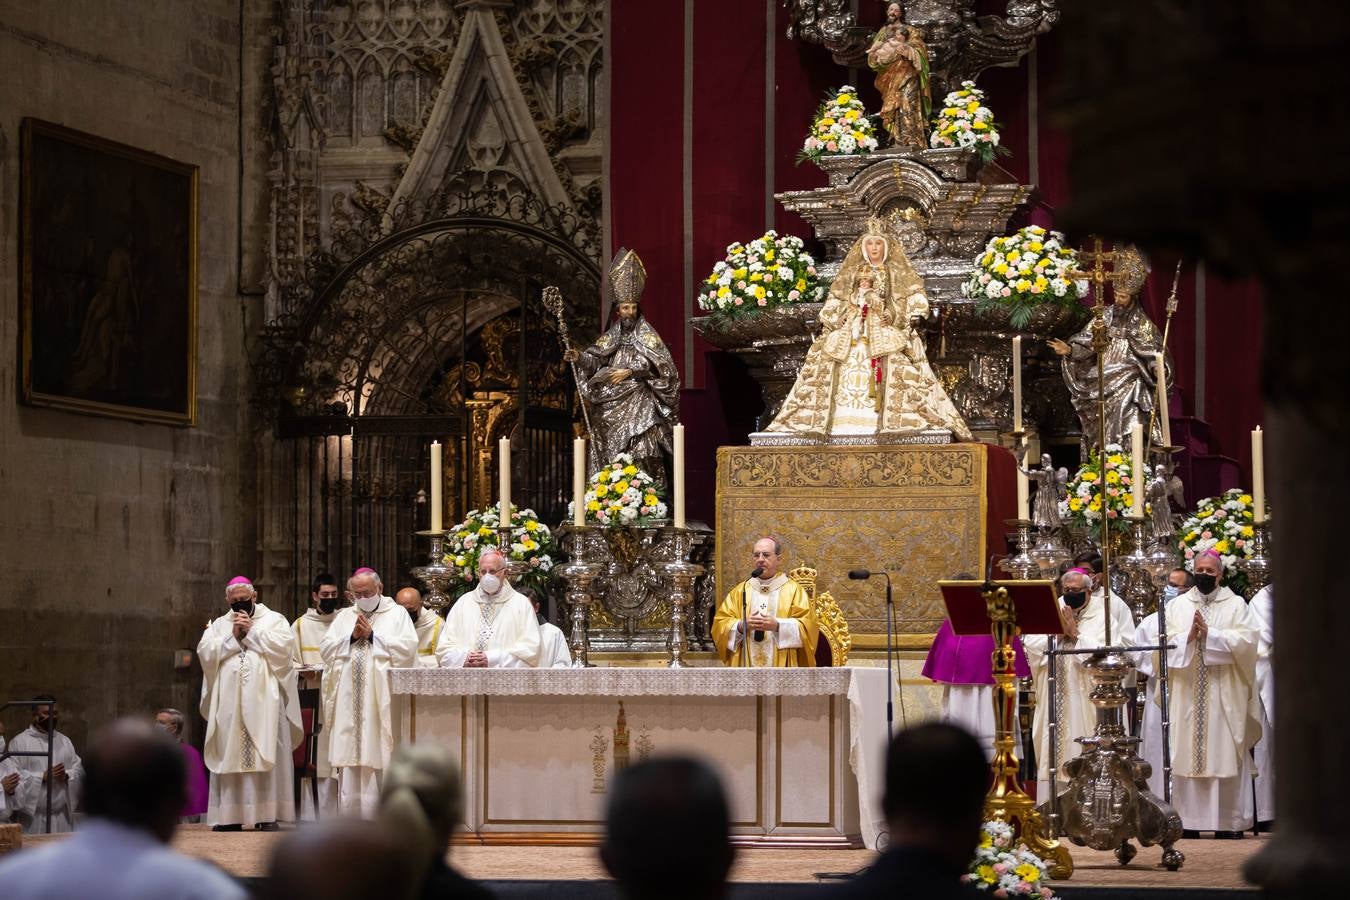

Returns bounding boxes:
[713,575,819,667]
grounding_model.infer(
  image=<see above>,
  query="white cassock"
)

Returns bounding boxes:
[436,584,542,668]
[6,726,83,834]
[411,607,445,669]
[1158,585,1262,832]
[1024,588,1136,798]
[292,608,339,820]
[539,620,574,668]
[1134,604,1179,799]
[199,603,304,828]
[1,736,17,821]
[1249,584,1275,823]
[319,597,418,817]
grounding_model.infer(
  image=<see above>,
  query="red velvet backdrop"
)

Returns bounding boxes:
[607,2,1264,523]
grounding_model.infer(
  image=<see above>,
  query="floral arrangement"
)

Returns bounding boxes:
[697,231,826,319]
[961,226,1089,330]
[798,85,881,163]
[1059,443,1138,534]
[580,453,667,527]
[1177,488,1257,597]
[444,504,555,591]
[930,80,1007,163]
[964,820,1057,898]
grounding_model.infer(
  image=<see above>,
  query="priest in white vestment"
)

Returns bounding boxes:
[523,588,573,668]
[199,576,304,830]
[1157,549,1262,835]
[291,572,342,819]
[436,549,542,668]
[320,567,419,817]
[1249,582,1274,826]
[1023,566,1136,799]
[1,720,19,822]
[395,586,444,669]
[6,698,83,833]
[712,537,818,668]
[1135,568,1192,798]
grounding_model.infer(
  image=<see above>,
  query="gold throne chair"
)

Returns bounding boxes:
[788,566,852,667]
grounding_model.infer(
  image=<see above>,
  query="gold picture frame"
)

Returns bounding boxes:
[20,118,198,426]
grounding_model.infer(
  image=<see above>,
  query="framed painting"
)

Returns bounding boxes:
[20,118,198,425]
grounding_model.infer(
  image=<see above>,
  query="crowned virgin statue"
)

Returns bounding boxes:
[756,220,972,444]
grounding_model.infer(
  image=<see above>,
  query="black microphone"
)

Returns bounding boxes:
[848,568,871,580]
[749,566,765,641]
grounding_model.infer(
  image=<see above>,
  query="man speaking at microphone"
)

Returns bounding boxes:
[712,537,818,667]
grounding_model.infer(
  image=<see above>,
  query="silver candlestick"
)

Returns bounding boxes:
[660,526,703,669]
[1029,527,1072,579]
[411,530,454,615]
[496,524,530,580]
[999,519,1040,580]
[1238,517,1273,595]
[1118,516,1156,622]
[557,524,601,667]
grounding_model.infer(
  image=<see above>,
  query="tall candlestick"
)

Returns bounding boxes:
[1130,422,1145,519]
[1155,352,1171,447]
[498,437,511,529]
[1016,465,1030,522]
[572,437,586,527]
[1011,335,1023,433]
[672,424,686,529]
[430,440,443,532]
[1252,426,1266,523]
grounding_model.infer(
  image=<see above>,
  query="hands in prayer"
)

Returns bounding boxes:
[42,763,67,784]
[1,772,18,795]
[1057,604,1079,641]
[1188,611,1208,645]
[744,613,780,634]
[232,611,253,641]
[352,613,373,642]
[464,650,489,668]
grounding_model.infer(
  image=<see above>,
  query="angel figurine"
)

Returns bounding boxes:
[1147,463,1175,539]
[1020,452,1069,530]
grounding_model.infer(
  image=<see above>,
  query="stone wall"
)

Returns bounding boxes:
[0,0,258,751]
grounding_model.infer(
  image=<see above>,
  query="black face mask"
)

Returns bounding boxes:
[318,598,339,614]
[1194,573,1219,594]
[406,606,419,623]
[1062,590,1088,610]
[230,600,255,615]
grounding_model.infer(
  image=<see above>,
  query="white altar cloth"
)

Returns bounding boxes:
[391,666,890,848]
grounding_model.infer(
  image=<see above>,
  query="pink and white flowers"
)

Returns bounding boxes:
[698,231,825,320]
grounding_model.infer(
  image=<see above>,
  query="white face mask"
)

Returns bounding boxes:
[355,594,381,614]
[479,573,502,596]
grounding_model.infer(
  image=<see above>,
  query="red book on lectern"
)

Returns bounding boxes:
[937,580,1064,637]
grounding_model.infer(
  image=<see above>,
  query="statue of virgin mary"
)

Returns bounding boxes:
[755,219,972,444]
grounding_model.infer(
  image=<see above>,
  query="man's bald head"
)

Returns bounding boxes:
[82,717,186,844]
[394,587,423,617]
[260,819,418,900]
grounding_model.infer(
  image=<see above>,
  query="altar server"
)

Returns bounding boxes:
[524,588,573,668]
[395,586,444,669]
[1157,549,1262,836]
[199,577,303,831]
[1135,567,1192,798]
[1023,565,1136,799]
[320,567,419,817]
[435,549,542,668]
[1249,582,1275,828]
[292,572,342,819]
[712,537,818,668]
[6,697,83,833]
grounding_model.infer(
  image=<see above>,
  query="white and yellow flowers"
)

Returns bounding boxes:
[698,231,825,319]
[1178,489,1258,597]
[445,504,555,590]
[579,453,667,528]
[930,80,1006,163]
[800,86,880,162]
[961,225,1089,329]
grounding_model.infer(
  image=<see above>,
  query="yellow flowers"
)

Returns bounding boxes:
[1015,279,1031,292]
[1241,525,1254,538]
[477,526,492,537]
[733,267,747,279]
[717,286,730,298]
[586,500,601,512]
[1027,241,1044,252]
[844,109,860,121]
[521,538,538,551]
[976,865,997,884]
[1107,454,1124,466]
[1069,497,1083,512]
[706,273,718,285]
[1214,539,1230,553]
[819,117,836,128]
[644,494,658,507]
[1015,863,1040,882]
[623,465,638,476]
[614,480,629,494]
[1081,471,1099,483]
[972,120,988,130]
[835,93,851,104]
[967,101,979,113]
[595,484,609,497]
[1239,494,1253,505]
[1105,470,1121,485]
[1088,497,1103,512]
[765,249,775,261]
[1007,250,1021,262]
[754,286,766,300]
[524,520,539,532]
[749,272,762,282]
[795,278,806,291]
[995,262,1010,275]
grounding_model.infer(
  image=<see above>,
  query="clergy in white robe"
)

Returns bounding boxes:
[199,576,303,830]
[1249,582,1274,825]
[6,700,83,834]
[435,550,542,668]
[1134,568,1192,799]
[1023,567,1136,798]
[1158,550,1262,833]
[1,733,17,822]
[519,588,573,668]
[395,586,445,669]
[712,537,818,668]
[291,573,343,820]
[320,567,419,817]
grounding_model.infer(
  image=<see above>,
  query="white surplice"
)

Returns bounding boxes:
[1134,605,1181,799]
[1249,584,1275,822]
[319,596,418,817]
[6,726,83,834]
[941,685,1021,762]
[435,584,542,668]
[412,606,445,669]
[291,608,339,820]
[1,736,17,821]
[199,602,303,827]
[1023,588,1136,797]
[1159,584,1262,831]
[539,621,573,668]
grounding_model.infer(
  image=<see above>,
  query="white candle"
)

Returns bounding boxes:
[1130,422,1145,519]
[673,424,686,529]
[1016,466,1030,521]
[1011,335,1023,433]
[572,437,586,527]
[498,437,511,530]
[1155,352,1171,447]
[430,440,442,532]
[1252,426,1266,523]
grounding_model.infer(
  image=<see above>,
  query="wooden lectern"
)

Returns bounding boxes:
[939,579,1074,879]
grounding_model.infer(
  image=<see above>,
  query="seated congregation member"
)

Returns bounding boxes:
[259,818,418,900]
[712,536,817,667]
[0,717,245,899]
[395,586,444,669]
[320,567,419,817]
[436,549,541,668]
[378,743,493,900]
[199,576,304,831]
[154,708,208,823]
[5,696,82,834]
[292,572,343,819]
[1023,564,1135,800]
[520,587,572,668]
[602,757,734,900]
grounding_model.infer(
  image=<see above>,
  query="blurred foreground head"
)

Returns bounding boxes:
[260,819,417,900]
[882,722,988,871]
[83,717,187,844]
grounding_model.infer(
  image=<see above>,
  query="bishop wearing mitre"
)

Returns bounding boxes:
[319,567,419,817]
[713,537,818,667]
[436,548,542,668]
[199,576,304,830]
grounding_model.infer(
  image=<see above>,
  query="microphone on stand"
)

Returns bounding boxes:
[749,566,766,641]
[847,567,901,737]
